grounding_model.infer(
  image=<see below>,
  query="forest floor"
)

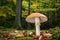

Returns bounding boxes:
[0,28,47,40]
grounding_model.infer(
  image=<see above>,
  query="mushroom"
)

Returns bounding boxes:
[26,13,48,36]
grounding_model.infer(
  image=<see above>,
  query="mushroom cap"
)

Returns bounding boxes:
[26,13,48,23]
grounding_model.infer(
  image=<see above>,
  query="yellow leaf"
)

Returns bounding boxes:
[13,0,16,5]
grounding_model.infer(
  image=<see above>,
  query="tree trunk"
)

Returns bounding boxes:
[16,0,23,29]
[27,0,31,29]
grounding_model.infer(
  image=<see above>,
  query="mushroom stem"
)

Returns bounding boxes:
[35,17,40,36]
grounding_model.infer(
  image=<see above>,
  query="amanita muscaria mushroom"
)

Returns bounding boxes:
[26,13,48,36]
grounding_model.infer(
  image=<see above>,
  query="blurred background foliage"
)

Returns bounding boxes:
[0,0,60,29]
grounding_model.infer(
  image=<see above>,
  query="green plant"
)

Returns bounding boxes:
[47,27,60,40]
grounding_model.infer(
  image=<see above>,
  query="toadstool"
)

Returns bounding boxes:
[26,13,48,36]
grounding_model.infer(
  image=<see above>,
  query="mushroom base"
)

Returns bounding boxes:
[36,25,40,36]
